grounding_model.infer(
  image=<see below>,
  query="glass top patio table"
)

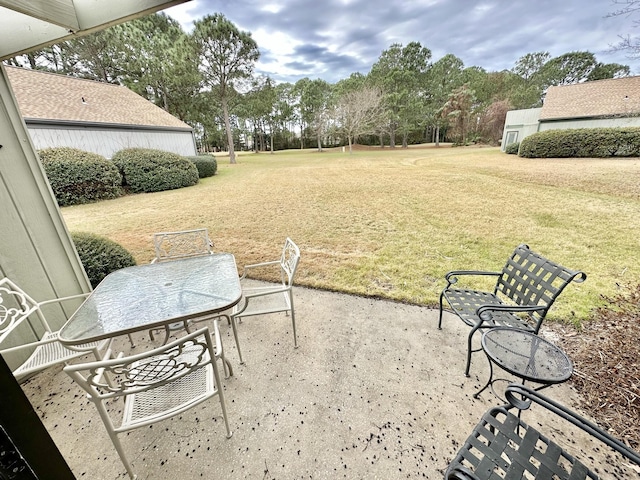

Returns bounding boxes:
[59,253,242,345]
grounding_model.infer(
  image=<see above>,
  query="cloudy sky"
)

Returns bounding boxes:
[165,0,639,84]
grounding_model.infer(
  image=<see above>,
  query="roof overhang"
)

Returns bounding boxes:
[539,114,637,123]
[0,0,190,61]
[24,117,194,132]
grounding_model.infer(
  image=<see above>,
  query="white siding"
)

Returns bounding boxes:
[26,125,196,158]
[539,116,640,131]
[500,108,542,151]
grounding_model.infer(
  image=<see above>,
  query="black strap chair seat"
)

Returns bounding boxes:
[445,384,640,479]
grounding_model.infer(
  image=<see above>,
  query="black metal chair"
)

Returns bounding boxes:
[445,384,640,479]
[438,244,586,376]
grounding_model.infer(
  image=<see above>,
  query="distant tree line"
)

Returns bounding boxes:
[4,12,631,157]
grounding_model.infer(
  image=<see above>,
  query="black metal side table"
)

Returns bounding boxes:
[475,327,573,399]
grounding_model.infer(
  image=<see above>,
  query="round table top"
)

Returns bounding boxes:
[481,327,573,384]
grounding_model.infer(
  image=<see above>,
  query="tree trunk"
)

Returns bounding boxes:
[435,125,440,147]
[161,86,169,111]
[316,134,322,152]
[462,116,466,145]
[258,121,265,151]
[389,131,396,148]
[270,124,274,154]
[402,132,408,148]
[379,134,384,147]
[27,52,37,69]
[221,96,236,164]
[348,135,353,154]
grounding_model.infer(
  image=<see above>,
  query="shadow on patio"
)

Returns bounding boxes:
[21,284,633,479]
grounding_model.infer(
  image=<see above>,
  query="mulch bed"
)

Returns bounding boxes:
[554,289,640,451]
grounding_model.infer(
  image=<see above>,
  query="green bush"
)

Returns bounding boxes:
[111,148,199,193]
[519,127,640,158]
[38,147,123,206]
[504,142,520,155]
[188,155,218,178]
[71,232,136,288]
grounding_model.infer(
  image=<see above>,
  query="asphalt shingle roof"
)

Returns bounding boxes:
[5,66,191,130]
[540,76,640,121]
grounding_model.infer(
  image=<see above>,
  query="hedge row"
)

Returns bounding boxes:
[112,148,198,193]
[39,147,123,206]
[504,142,520,155]
[188,155,218,178]
[519,127,640,158]
[39,147,216,206]
[71,232,136,288]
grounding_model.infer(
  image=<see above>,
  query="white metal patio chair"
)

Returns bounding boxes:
[64,326,232,480]
[148,228,216,344]
[151,228,214,263]
[0,277,109,381]
[231,238,301,363]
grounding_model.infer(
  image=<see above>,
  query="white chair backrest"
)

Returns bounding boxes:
[280,238,300,286]
[152,228,213,263]
[0,277,44,340]
[66,328,216,402]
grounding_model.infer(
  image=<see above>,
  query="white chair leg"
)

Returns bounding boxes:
[211,355,233,439]
[95,407,137,479]
[229,316,244,364]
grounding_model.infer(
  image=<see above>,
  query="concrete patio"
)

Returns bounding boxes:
[21,284,635,479]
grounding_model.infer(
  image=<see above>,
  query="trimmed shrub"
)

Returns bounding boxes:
[519,127,640,158]
[71,232,136,288]
[504,142,520,155]
[188,155,218,178]
[38,147,123,206]
[111,148,199,193]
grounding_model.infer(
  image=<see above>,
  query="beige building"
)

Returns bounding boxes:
[501,76,640,150]
[6,66,196,158]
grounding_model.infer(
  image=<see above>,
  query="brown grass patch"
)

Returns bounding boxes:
[61,146,640,323]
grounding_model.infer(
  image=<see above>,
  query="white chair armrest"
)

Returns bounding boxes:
[38,292,90,307]
[242,285,290,300]
[240,260,281,279]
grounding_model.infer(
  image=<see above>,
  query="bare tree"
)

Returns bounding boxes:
[311,108,331,152]
[332,87,385,154]
[477,99,512,145]
[608,0,640,56]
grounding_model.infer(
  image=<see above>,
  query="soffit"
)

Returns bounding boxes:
[0,0,189,60]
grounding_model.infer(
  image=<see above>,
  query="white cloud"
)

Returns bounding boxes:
[163,0,639,83]
[260,4,282,14]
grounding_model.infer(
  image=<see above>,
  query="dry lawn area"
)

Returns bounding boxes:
[59,144,640,452]
[61,145,640,324]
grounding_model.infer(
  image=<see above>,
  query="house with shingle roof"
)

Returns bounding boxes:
[5,66,196,158]
[501,76,640,151]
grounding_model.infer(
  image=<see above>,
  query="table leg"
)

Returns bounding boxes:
[221,352,233,378]
[474,351,494,399]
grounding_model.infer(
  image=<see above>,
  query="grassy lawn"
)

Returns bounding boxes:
[61,145,640,325]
